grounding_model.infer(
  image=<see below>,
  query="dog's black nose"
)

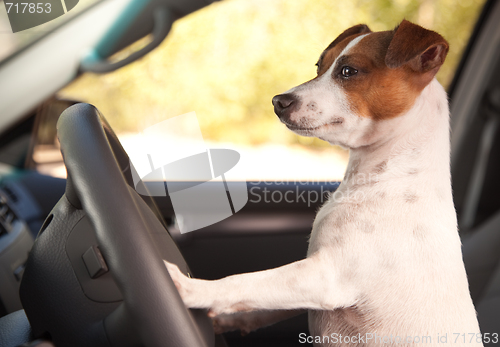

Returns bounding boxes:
[272,94,298,117]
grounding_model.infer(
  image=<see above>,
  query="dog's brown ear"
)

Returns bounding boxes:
[385,20,449,75]
[326,24,372,50]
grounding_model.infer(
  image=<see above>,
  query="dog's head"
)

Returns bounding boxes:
[272,20,449,148]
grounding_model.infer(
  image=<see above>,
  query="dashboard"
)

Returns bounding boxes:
[0,169,66,317]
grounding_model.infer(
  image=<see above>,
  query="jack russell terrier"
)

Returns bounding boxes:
[165,20,483,346]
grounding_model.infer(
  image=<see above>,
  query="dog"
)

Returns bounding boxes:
[165,20,483,346]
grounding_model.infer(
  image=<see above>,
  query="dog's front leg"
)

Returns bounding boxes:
[164,254,357,316]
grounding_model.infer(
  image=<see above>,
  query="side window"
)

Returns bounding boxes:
[26,99,78,177]
[44,0,485,184]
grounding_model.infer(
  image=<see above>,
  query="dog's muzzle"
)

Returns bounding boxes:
[272,93,300,120]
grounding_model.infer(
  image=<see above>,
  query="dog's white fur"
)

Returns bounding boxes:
[165,23,482,346]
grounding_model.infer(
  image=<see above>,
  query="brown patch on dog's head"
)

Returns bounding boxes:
[385,20,449,80]
[317,20,449,121]
[316,24,372,76]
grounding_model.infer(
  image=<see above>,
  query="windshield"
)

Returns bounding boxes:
[27,0,487,182]
[0,0,102,63]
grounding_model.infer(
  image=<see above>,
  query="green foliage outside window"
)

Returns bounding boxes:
[59,0,485,149]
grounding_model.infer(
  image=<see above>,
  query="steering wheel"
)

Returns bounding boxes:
[19,104,214,347]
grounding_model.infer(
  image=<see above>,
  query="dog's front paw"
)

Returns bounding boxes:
[164,260,198,307]
[164,261,252,315]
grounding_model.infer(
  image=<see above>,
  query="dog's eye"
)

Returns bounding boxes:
[341,66,358,78]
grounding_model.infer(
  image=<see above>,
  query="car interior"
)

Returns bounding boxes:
[0,0,499,346]
[450,0,500,339]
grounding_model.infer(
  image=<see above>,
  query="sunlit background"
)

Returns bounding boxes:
[26,0,488,180]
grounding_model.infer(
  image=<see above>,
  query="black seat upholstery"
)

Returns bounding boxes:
[462,212,500,342]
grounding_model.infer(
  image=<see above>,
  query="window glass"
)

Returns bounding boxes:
[46,0,486,181]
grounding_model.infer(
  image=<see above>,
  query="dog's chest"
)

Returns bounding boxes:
[309,306,374,347]
[306,196,365,256]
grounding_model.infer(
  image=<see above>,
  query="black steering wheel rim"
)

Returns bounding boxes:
[55,103,212,347]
